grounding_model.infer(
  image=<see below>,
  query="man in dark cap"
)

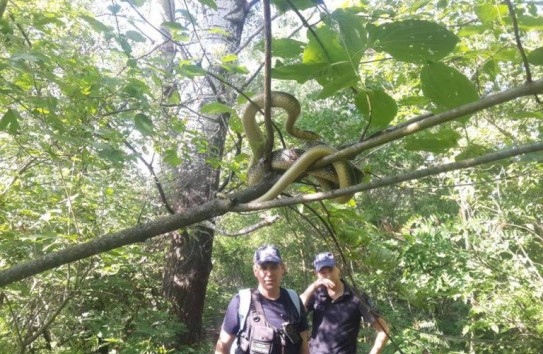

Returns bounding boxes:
[300,252,389,354]
[215,245,309,354]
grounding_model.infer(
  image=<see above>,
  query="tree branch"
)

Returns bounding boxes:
[505,0,533,83]
[262,0,274,168]
[0,179,277,287]
[1,139,541,287]
[234,142,543,210]
[311,78,543,169]
[200,214,280,237]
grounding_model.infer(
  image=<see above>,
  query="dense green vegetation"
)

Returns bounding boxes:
[1,0,542,353]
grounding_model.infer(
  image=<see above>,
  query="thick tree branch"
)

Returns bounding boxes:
[1,140,541,287]
[0,180,277,287]
[234,142,543,211]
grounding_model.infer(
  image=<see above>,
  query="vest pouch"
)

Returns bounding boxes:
[235,336,250,354]
[233,325,251,354]
[249,326,275,354]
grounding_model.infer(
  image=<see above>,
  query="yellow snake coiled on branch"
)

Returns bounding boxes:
[242,91,362,203]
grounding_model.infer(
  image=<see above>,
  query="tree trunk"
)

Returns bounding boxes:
[159,0,249,346]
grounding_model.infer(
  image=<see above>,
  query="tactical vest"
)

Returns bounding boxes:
[235,289,301,354]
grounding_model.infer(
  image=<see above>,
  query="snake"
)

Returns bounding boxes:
[242,91,363,203]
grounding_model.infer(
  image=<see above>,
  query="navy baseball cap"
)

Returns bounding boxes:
[254,245,282,264]
[313,252,336,271]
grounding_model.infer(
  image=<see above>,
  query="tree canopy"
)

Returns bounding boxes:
[1,0,542,352]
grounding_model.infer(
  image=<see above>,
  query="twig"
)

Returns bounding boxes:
[285,0,330,62]
[505,0,533,83]
[123,140,175,215]
[200,214,280,236]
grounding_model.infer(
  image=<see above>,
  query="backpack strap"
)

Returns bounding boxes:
[239,288,300,329]
[285,288,301,320]
[231,289,253,354]
[237,288,252,333]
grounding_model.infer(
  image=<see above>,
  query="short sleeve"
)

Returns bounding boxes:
[358,292,378,324]
[221,294,241,335]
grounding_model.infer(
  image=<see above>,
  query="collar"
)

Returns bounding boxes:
[316,279,352,302]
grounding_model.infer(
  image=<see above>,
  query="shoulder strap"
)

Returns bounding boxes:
[285,288,301,319]
[237,288,252,333]
[238,288,301,331]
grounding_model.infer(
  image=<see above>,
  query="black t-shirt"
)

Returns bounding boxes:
[306,280,376,354]
[222,288,309,354]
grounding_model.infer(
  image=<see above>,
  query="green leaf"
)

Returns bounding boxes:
[272,62,329,83]
[354,91,370,117]
[482,60,499,79]
[302,24,362,97]
[134,113,154,136]
[508,111,543,120]
[196,0,217,10]
[161,21,188,32]
[420,62,479,119]
[330,9,367,65]
[0,109,20,134]
[168,90,181,104]
[221,54,238,63]
[220,63,248,74]
[317,62,359,99]
[475,4,508,23]
[98,147,125,163]
[200,102,234,115]
[304,25,350,65]
[255,38,305,59]
[369,20,458,63]
[118,36,132,55]
[367,89,398,129]
[123,79,150,98]
[125,30,146,43]
[354,89,397,129]
[108,4,121,14]
[272,0,318,13]
[80,15,112,33]
[229,115,243,134]
[10,52,48,63]
[515,15,543,31]
[404,127,461,153]
[121,0,145,6]
[163,149,182,167]
[207,27,230,36]
[176,61,206,78]
[398,95,430,106]
[527,47,543,66]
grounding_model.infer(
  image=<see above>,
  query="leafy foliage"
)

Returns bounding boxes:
[1,0,542,353]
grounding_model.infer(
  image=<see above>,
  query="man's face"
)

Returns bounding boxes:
[254,262,284,291]
[316,266,340,282]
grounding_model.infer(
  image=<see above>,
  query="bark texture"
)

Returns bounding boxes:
[159,0,249,345]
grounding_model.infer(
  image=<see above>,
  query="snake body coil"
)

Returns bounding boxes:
[242,91,362,203]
